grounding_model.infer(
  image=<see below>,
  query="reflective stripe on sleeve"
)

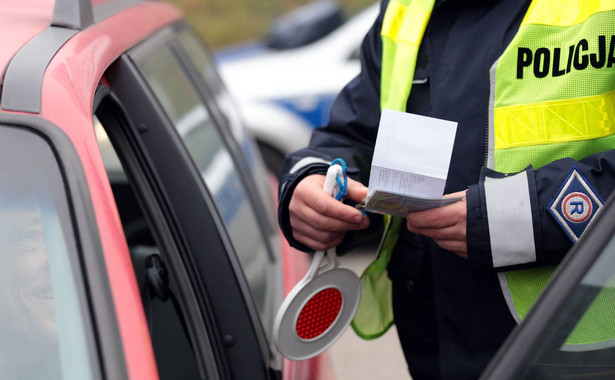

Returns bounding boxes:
[280,157,331,195]
[289,157,331,174]
[484,171,536,267]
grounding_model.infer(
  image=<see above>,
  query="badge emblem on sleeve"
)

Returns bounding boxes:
[549,168,604,242]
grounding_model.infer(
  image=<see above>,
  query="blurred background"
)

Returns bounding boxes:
[166,0,383,179]
[166,0,375,48]
[164,1,411,379]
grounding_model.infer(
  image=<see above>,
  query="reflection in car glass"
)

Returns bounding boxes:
[139,47,277,329]
[177,29,277,230]
[514,234,615,380]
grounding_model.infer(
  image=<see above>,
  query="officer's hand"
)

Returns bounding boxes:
[406,190,468,258]
[289,174,370,251]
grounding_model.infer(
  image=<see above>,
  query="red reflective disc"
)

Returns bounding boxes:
[295,287,342,340]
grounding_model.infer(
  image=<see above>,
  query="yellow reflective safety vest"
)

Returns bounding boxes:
[351,0,615,345]
[492,0,615,351]
[351,0,436,340]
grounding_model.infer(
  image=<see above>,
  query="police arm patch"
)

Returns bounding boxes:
[549,168,604,242]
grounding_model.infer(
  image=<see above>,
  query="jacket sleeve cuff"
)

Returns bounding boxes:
[466,182,492,270]
[467,167,542,270]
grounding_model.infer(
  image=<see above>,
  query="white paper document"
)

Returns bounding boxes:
[360,109,460,216]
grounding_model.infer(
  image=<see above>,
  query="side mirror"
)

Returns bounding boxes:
[265,0,345,50]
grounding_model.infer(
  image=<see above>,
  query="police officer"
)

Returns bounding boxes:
[278,0,615,379]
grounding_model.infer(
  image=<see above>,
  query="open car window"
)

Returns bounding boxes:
[99,26,283,377]
[94,114,207,380]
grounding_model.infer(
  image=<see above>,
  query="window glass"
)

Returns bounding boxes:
[515,234,615,379]
[0,127,94,380]
[175,30,244,142]
[176,30,276,229]
[138,47,277,328]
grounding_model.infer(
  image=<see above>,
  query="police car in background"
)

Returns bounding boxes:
[216,2,379,177]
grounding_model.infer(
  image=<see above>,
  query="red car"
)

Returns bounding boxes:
[0,0,337,379]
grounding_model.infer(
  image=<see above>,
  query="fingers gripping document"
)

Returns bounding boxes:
[358,109,461,216]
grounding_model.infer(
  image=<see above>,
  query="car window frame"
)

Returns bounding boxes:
[0,112,126,380]
[481,192,615,380]
[103,27,277,379]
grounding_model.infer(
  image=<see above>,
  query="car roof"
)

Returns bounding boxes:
[0,0,117,72]
[0,0,54,75]
[0,0,182,119]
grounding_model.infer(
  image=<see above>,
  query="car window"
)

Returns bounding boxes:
[0,126,94,380]
[510,237,615,380]
[176,29,277,230]
[176,29,246,145]
[137,46,278,328]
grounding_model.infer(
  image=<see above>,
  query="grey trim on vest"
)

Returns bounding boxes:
[1,27,78,114]
[486,60,498,170]
[497,272,522,324]
[485,171,536,267]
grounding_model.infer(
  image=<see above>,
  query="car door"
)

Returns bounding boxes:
[94,24,282,380]
[481,192,615,380]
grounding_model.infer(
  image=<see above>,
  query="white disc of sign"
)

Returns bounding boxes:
[273,249,361,360]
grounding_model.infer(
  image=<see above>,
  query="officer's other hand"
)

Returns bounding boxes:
[289,174,370,251]
[406,190,468,258]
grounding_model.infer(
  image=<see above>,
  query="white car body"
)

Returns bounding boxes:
[216,3,379,173]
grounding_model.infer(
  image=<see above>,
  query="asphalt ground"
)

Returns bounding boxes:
[328,249,412,380]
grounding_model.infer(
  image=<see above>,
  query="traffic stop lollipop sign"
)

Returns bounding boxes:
[274,162,361,360]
